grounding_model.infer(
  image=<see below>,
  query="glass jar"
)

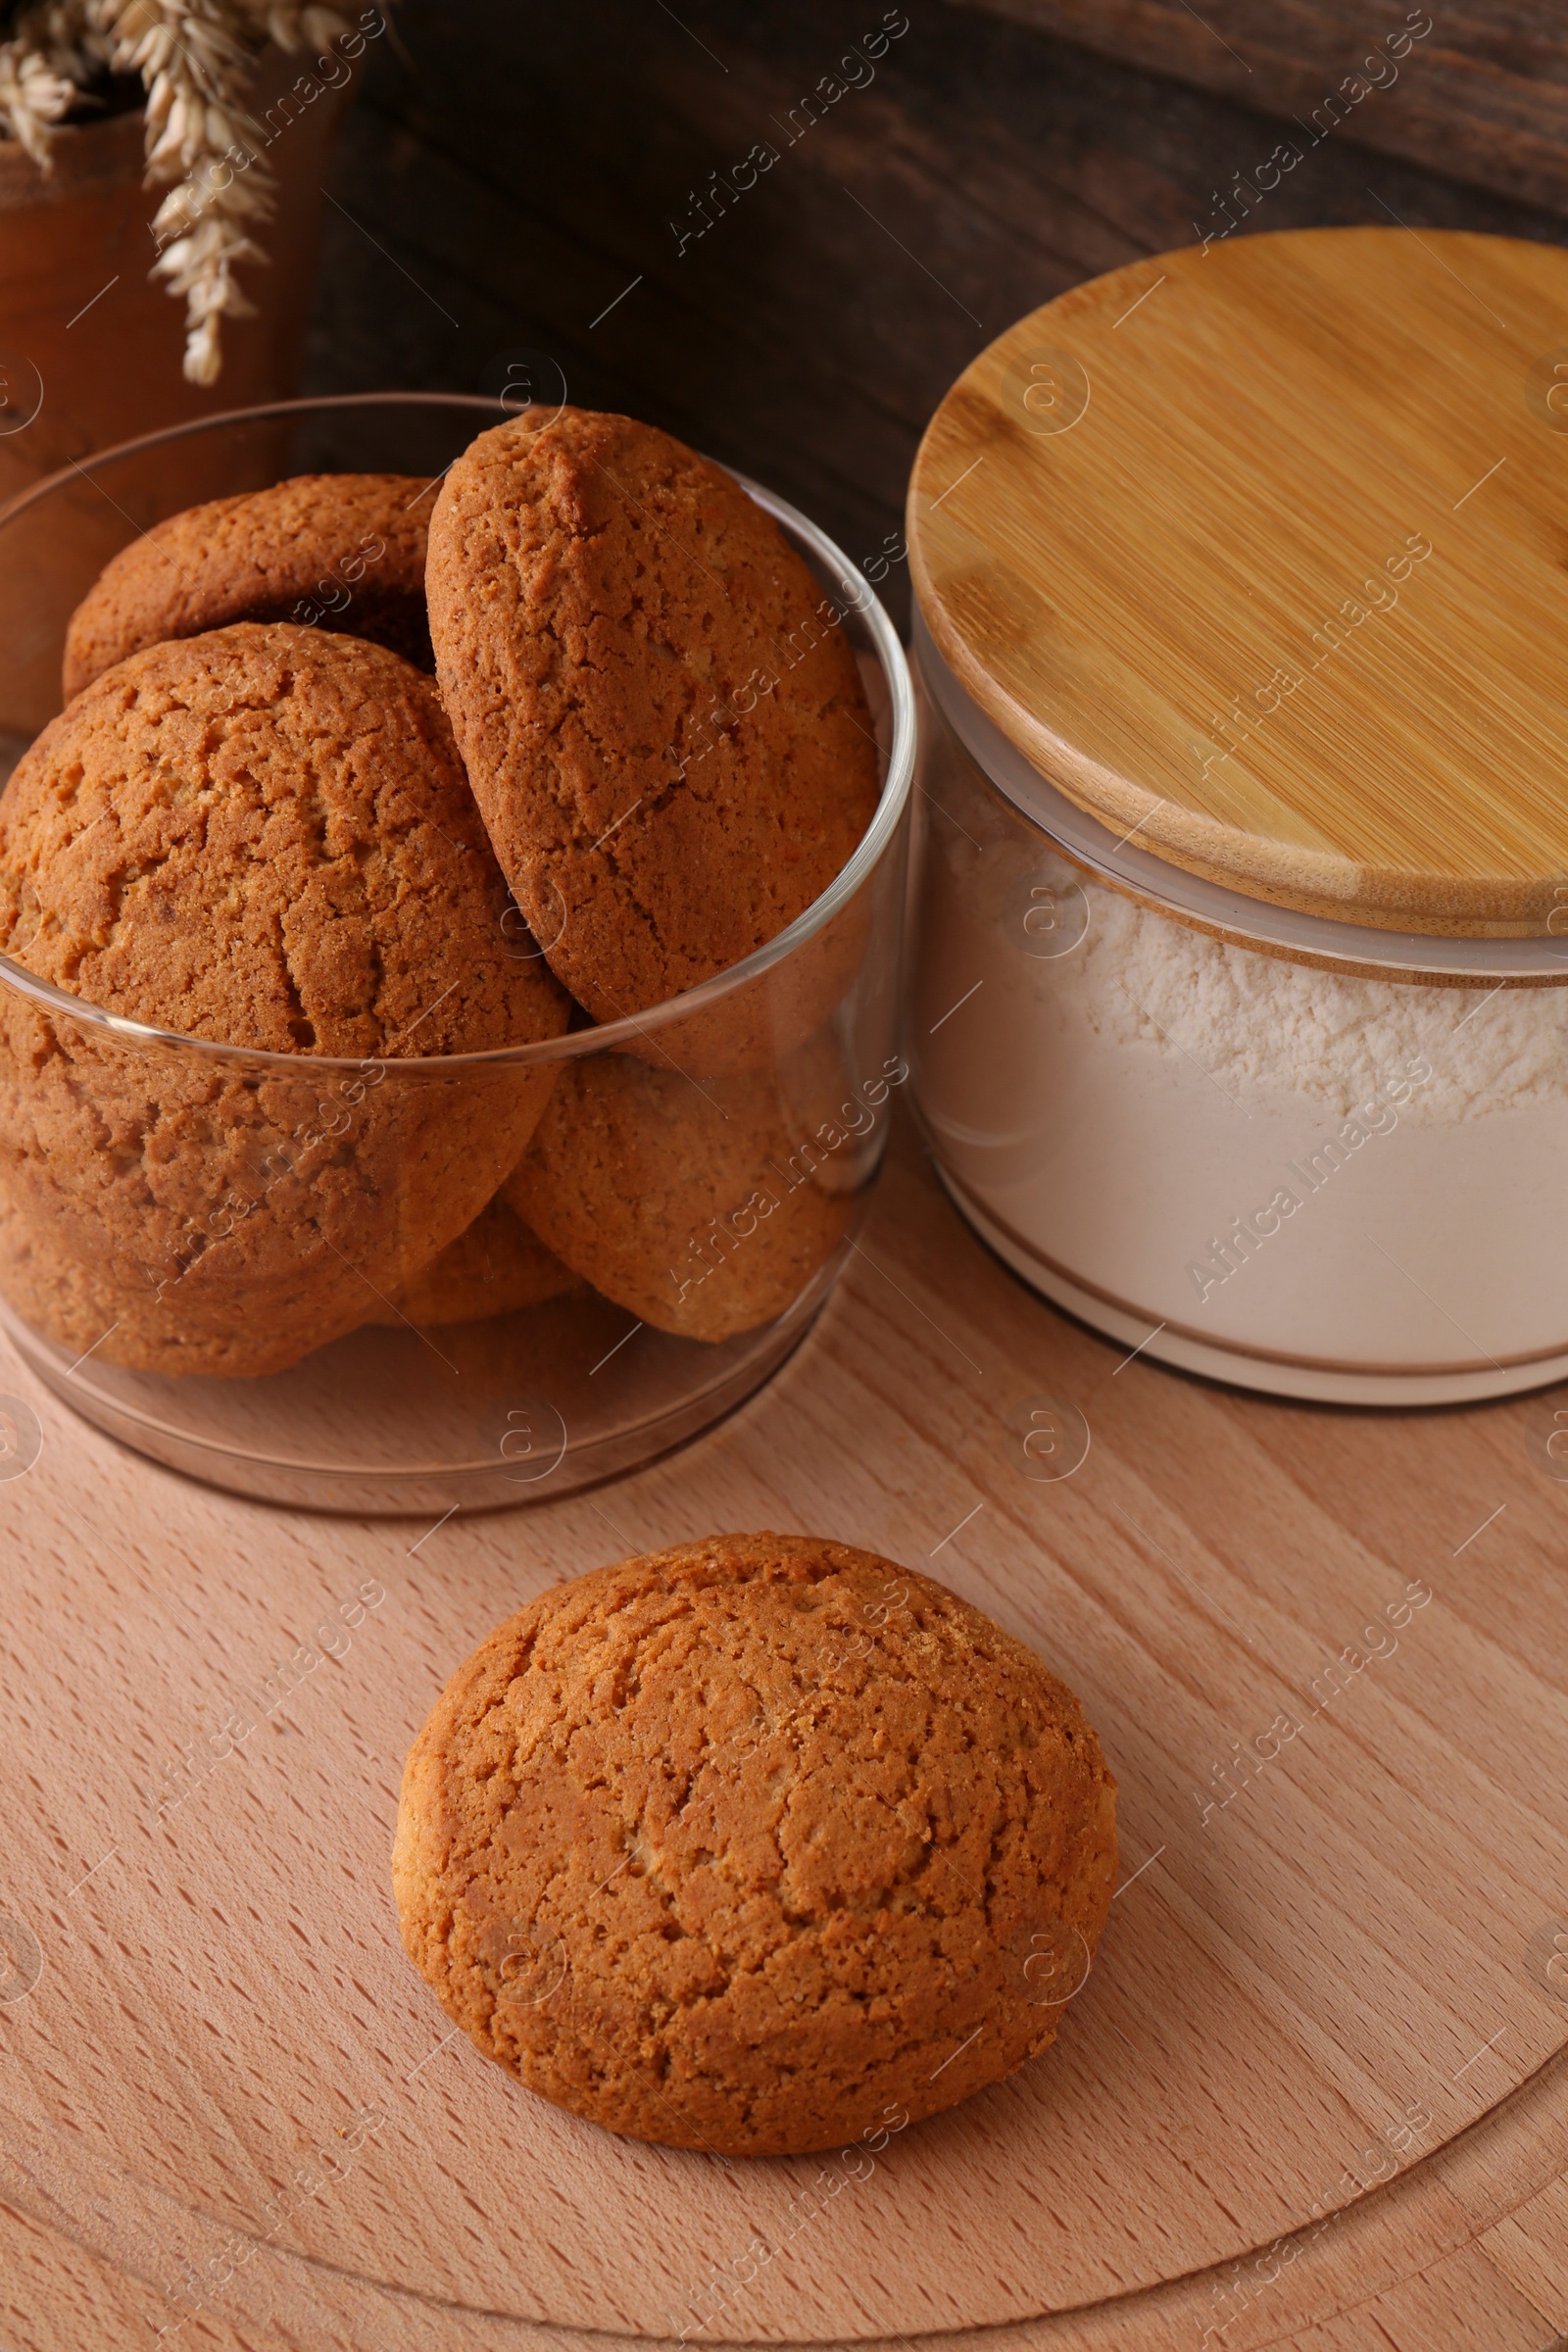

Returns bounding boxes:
[904,226,1568,1407]
[908,612,1568,1405]
[0,395,913,1508]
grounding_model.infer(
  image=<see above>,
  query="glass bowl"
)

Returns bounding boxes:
[0,395,914,1510]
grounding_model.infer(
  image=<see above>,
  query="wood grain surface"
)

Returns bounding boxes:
[2,1116,1566,2350]
[909,224,1568,935]
[947,0,1568,221]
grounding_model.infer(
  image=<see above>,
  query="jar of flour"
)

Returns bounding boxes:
[905,225,1568,1404]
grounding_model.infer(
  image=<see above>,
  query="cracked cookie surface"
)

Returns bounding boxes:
[2,620,563,1055]
[392,1532,1118,2155]
[63,473,435,696]
[425,408,882,1021]
[0,623,570,1376]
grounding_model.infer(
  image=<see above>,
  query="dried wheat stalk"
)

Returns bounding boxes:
[0,0,356,382]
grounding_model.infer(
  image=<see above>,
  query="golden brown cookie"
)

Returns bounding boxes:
[367,1194,578,1328]
[606,869,879,1083]
[0,623,569,1378]
[503,1051,851,1341]
[425,408,882,1022]
[63,473,433,697]
[0,1181,357,1380]
[393,1533,1118,2156]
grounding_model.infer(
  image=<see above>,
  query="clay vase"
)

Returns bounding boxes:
[0,40,349,509]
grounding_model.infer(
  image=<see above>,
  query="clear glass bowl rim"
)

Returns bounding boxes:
[0,391,916,1072]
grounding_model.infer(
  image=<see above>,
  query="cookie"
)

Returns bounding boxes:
[0,1182,358,1380]
[393,1533,1118,2156]
[425,408,882,1022]
[63,473,433,697]
[503,1051,851,1341]
[367,1194,578,1328]
[598,859,881,1083]
[0,623,569,1377]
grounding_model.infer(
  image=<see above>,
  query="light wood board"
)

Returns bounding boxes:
[908,226,1568,936]
[1,1120,1567,2349]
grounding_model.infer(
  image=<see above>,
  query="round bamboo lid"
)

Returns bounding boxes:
[908,227,1568,938]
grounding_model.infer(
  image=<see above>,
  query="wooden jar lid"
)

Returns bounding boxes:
[908,227,1568,938]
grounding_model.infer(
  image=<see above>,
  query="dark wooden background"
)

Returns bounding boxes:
[303,0,1567,632]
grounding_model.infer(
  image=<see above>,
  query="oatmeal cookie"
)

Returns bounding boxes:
[0,623,568,1376]
[393,1533,1118,2155]
[503,1051,851,1341]
[63,473,433,696]
[368,1194,578,1327]
[425,408,881,1023]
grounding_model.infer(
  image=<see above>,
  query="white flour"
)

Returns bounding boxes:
[1059,861,1568,1123]
[909,683,1568,1395]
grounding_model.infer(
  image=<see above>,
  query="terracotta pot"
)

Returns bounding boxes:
[0,42,348,506]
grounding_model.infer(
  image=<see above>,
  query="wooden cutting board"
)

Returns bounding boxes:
[908,226,1568,937]
[1,1119,1566,2350]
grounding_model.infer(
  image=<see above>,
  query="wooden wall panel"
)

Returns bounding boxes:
[303,1,1566,635]
[947,1,1568,217]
